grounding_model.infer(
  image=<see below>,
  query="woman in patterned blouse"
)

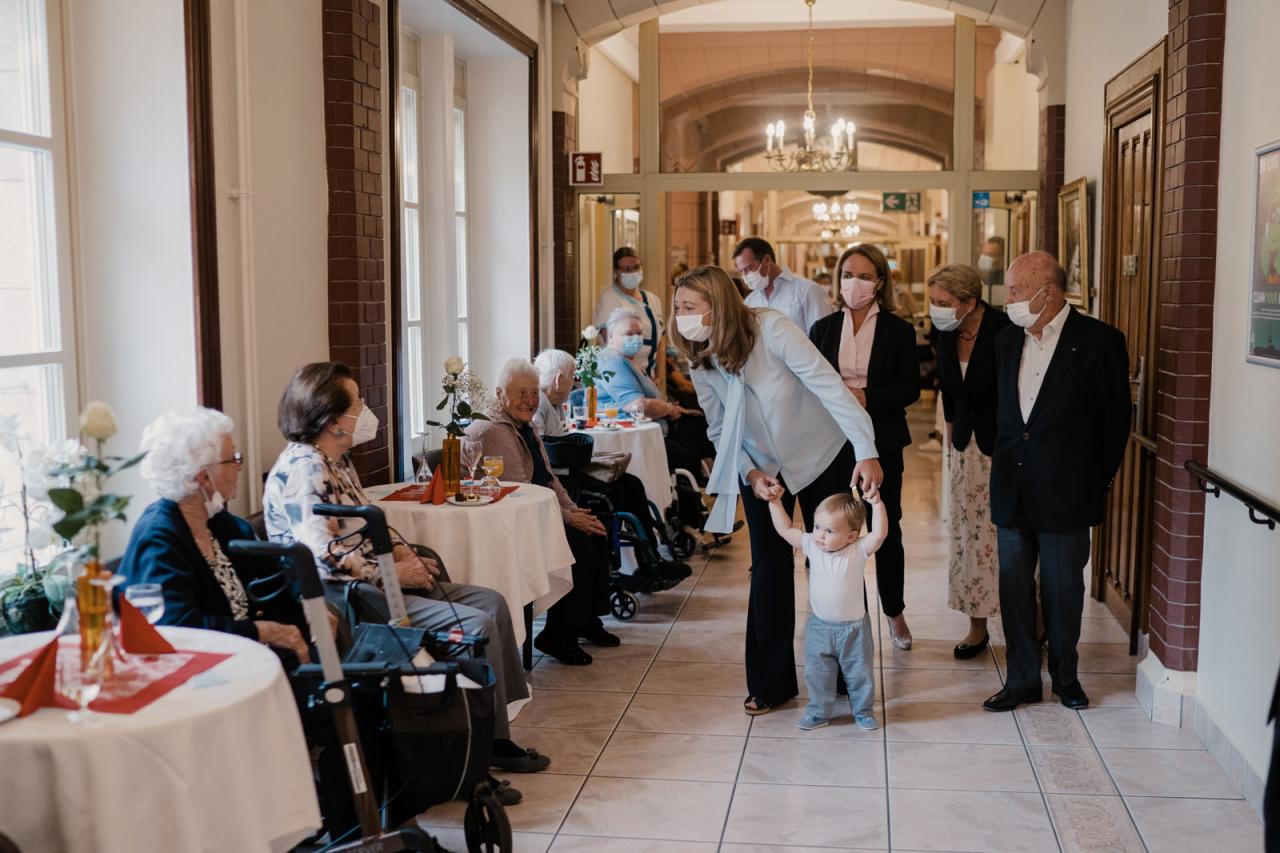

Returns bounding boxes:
[262,362,552,797]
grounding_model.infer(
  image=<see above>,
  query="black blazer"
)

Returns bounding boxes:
[118,499,305,639]
[990,308,1132,531]
[936,302,1011,455]
[809,307,921,456]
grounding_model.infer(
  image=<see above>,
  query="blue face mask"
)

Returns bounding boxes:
[620,335,644,357]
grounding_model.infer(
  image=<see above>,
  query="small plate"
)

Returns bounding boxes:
[447,494,495,507]
[0,697,20,725]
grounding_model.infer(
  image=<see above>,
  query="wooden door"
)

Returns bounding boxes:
[1092,43,1164,654]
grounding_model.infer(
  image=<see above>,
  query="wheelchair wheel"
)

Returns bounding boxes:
[610,590,639,622]
[671,530,696,560]
[464,782,512,852]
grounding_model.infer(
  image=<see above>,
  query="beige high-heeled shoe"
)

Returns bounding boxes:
[889,616,913,650]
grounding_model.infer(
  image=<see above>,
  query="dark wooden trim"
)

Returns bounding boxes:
[441,0,538,57]
[387,0,406,481]
[184,0,222,410]
[528,46,540,354]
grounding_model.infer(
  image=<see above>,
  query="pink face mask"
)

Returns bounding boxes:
[841,276,878,310]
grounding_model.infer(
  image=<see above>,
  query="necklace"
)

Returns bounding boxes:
[956,304,984,340]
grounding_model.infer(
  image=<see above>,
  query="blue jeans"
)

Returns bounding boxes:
[803,612,875,721]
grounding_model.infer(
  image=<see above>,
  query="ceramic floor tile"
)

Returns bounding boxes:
[884,701,1022,745]
[880,637,998,671]
[1125,795,1265,852]
[738,736,886,787]
[1101,747,1243,798]
[1028,746,1116,795]
[877,610,973,641]
[887,789,1058,852]
[592,730,745,782]
[721,846,883,852]
[419,772,584,835]
[882,666,1004,705]
[514,689,632,730]
[656,620,746,663]
[1033,673,1141,708]
[1078,617,1130,644]
[1082,707,1205,749]
[560,777,733,843]
[616,692,752,736]
[550,838,717,852]
[887,741,1039,792]
[1044,795,1145,853]
[994,642,1139,675]
[508,726,611,776]
[723,783,889,849]
[531,655,653,693]
[1014,703,1093,747]
[749,701,883,740]
[638,660,748,697]
[422,828,553,852]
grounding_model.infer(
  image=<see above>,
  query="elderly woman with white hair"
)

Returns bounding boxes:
[466,358,614,666]
[532,348,576,437]
[117,408,313,663]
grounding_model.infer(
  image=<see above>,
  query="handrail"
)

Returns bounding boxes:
[1184,460,1279,531]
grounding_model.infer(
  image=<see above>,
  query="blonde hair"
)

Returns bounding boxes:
[815,492,866,533]
[836,244,896,312]
[669,264,760,374]
[927,263,983,303]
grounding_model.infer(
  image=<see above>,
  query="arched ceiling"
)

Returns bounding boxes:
[561,0,1050,44]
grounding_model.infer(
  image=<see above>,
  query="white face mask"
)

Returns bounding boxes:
[201,482,225,519]
[977,254,995,272]
[743,268,769,292]
[929,301,971,332]
[339,406,379,446]
[1007,285,1046,329]
[618,271,643,290]
[676,312,713,342]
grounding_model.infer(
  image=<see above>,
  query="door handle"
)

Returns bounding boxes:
[1129,355,1145,410]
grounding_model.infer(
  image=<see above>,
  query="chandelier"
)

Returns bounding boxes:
[819,224,861,241]
[763,0,858,173]
[813,200,860,223]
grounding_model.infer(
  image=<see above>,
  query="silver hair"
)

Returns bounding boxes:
[496,357,540,391]
[533,349,576,387]
[606,306,644,337]
[139,408,234,501]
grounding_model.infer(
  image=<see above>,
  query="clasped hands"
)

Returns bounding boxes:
[747,457,883,503]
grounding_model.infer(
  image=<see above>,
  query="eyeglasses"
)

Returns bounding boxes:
[211,452,244,467]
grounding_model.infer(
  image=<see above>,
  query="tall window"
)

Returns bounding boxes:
[453,104,469,361]
[0,0,76,574]
[399,81,424,441]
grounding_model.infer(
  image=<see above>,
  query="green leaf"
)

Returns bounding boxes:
[110,451,146,475]
[456,401,472,418]
[46,488,84,515]
[436,397,449,411]
[53,509,90,542]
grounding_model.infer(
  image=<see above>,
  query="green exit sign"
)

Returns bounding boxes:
[882,192,921,213]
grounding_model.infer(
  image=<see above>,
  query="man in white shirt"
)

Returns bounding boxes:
[733,237,832,334]
[983,251,1131,714]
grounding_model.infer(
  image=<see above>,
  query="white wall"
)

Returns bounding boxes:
[1063,0,1166,311]
[65,0,198,552]
[210,0,330,511]
[578,46,635,175]
[482,0,540,43]
[1198,0,1280,782]
[465,57,532,389]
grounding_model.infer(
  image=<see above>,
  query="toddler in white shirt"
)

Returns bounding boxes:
[769,489,887,730]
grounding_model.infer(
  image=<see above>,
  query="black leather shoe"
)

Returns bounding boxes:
[983,686,1042,712]
[579,625,621,647]
[534,632,593,665]
[484,775,523,806]
[491,746,551,773]
[954,633,990,660]
[1054,681,1090,709]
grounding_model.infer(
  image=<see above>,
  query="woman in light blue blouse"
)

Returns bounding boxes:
[669,265,884,715]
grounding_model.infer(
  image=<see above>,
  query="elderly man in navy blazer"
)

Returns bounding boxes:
[983,252,1132,712]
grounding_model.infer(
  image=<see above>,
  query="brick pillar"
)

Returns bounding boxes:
[552,111,579,350]
[1038,104,1066,258]
[1149,0,1225,672]
[323,0,389,484]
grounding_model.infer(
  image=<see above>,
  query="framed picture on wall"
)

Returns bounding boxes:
[1248,140,1280,368]
[1058,177,1091,311]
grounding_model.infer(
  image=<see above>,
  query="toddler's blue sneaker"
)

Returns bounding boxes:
[854,712,879,730]
[796,715,829,731]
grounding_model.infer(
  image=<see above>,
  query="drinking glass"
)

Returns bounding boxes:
[482,455,504,480]
[571,405,587,424]
[125,584,165,624]
[63,640,106,726]
[461,438,483,479]
[414,455,433,483]
[603,403,619,420]
[625,399,647,421]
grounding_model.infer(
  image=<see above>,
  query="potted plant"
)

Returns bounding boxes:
[0,414,66,634]
[575,325,614,427]
[425,357,490,496]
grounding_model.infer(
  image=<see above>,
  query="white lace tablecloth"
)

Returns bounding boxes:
[573,420,672,512]
[0,627,318,853]
[367,482,576,646]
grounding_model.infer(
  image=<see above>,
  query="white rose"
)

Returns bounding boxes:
[581,325,599,342]
[0,412,20,453]
[80,401,118,441]
[444,356,465,376]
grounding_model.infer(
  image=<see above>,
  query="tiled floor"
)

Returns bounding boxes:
[419,406,1265,852]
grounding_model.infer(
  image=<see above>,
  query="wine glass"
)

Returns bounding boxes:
[63,639,106,726]
[461,438,484,489]
[603,403,619,421]
[482,455,504,480]
[625,399,646,421]
[414,454,433,484]
[125,584,165,624]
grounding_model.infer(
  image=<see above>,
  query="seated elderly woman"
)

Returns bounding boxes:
[467,358,616,666]
[597,307,714,479]
[118,408,313,665]
[533,348,575,437]
[262,361,550,801]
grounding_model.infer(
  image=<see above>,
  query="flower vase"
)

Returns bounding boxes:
[441,435,462,497]
[586,385,598,428]
[75,562,115,678]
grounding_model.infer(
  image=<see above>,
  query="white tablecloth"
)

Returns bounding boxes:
[574,420,672,512]
[367,482,576,647]
[0,627,319,853]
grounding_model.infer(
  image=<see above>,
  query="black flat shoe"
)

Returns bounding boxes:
[954,633,991,660]
[491,747,551,773]
[1054,681,1090,710]
[483,775,523,806]
[983,686,1042,712]
[579,625,621,647]
[534,632,593,665]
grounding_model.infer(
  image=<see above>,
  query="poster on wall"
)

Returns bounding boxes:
[1057,177,1091,312]
[1250,141,1280,367]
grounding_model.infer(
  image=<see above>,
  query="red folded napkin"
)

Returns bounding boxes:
[489,486,520,504]
[427,465,447,504]
[0,637,59,717]
[118,598,177,654]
